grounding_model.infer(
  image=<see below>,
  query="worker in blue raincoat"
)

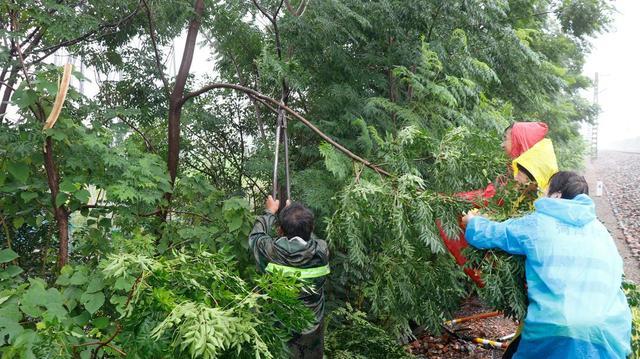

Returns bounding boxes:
[463,171,631,358]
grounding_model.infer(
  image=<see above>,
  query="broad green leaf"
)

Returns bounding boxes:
[81,292,105,314]
[86,275,105,293]
[0,317,24,344]
[72,311,91,326]
[74,189,91,203]
[63,286,83,311]
[20,192,38,203]
[12,217,24,229]
[60,265,74,276]
[20,281,48,317]
[59,180,76,193]
[42,290,68,322]
[0,301,22,322]
[49,129,68,142]
[69,270,89,286]
[114,275,135,291]
[227,216,243,232]
[7,162,29,184]
[55,193,67,207]
[98,218,111,228]
[12,88,38,109]
[3,265,24,278]
[0,249,19,264]
[56,266,74,286]
[92,317,110,329]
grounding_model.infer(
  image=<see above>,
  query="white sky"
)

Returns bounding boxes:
[583,0,640,147]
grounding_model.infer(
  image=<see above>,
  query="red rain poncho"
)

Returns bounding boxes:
[509,122,548,159]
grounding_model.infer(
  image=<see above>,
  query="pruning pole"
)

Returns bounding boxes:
[499,333,516,341]
[282,114,291,200]
[443,311,501,326]
[442,324,511,351]
[272,116,282,198]
[471,337,509,349]
[272,106,291,202]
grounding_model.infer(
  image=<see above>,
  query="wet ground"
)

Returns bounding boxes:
[409,297,517,358]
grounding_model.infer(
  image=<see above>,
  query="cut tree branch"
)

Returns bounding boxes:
[10,10,71,268]
[181,83,391,177]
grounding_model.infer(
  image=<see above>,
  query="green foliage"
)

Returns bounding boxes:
[0,243,313,358]
[325,304,414,359]
[326,124,502,338]
[623,280,640,358]
[1,0,613,356]
[556,135,588,171]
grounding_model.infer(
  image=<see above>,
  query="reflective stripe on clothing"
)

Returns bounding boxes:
[265,262,330,279]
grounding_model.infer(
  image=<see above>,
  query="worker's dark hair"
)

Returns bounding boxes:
[279,202,315,241]
[504,123,514,134]
[517,163,535,182]
[548,171,589,199]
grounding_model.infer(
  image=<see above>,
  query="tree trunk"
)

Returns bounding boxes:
[166,0,205,197]
[43,137,70,268]
[0,68,18,122]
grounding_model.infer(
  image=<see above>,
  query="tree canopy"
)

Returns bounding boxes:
[0,0,621,357]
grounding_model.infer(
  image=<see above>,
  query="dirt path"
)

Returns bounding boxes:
[583,151,640,282]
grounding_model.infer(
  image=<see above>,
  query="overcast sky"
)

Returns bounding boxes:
[583,0,640,147]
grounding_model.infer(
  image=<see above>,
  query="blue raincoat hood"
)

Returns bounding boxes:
[534,194,596,226]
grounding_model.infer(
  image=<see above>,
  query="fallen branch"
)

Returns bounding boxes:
[180,83,391,177]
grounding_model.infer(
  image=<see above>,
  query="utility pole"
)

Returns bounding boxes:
[591,72,599,159]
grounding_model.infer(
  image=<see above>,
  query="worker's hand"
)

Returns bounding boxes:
[462,209,480,226]
[286,199,292,207]
[266,195,280,214]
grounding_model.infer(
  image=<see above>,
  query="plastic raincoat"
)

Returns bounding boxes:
[509,122,549,159]
[512,138,558,193]
[466,195,632,358]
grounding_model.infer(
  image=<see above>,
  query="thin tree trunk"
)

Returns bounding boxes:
[0,68,18,122]
[43,137,70,268]
[163,0,205,217]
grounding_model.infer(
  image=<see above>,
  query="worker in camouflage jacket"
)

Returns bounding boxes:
[249,195,330,359]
